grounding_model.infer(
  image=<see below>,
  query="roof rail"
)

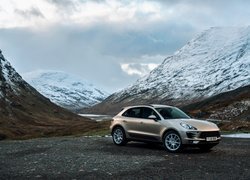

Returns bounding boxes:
[149,104,163,107]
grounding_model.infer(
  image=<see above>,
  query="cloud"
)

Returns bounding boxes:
[1,0,250,92]
[47,0,75,6]
[0,0,164,29]
[46,0,77,13]
[0,0,249,30]
[122,54,167,64]
[15,7,44,19]
[121,63,159,77]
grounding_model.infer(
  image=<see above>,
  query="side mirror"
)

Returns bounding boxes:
[148,115,157,120]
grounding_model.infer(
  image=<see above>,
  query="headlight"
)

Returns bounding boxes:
[180,122,197,130]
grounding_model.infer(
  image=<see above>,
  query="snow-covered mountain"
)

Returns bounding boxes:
[23,71,109,111]
[0,50,94,139]
[0,49,27,99]
[90,27,250,114]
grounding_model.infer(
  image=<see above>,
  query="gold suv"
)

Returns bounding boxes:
[110,104,221,152]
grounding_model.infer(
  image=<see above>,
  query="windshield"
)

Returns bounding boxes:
[156,107,190,119]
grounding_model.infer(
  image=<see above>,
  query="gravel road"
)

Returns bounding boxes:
[0,136,250,180]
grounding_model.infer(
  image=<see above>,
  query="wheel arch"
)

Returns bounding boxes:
[161,128,181,142]
[162,128,184,152]
[111,124,125,134]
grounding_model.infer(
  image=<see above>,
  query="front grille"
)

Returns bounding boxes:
[199,131,220,138]
[186,132,199,138]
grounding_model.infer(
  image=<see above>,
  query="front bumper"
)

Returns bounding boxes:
[182,131,221,145]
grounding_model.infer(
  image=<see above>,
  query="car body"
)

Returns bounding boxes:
[110,104,221,152]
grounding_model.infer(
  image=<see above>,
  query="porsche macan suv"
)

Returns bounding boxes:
[110,104,221,152]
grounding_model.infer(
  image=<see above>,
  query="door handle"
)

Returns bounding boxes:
[140,121,143,124]
[123,120,127,123]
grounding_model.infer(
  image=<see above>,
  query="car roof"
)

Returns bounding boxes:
[122,104,174,110]
[150,104,174,108]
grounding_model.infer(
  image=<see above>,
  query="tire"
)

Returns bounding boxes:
[163,131,183,152]
[199,144,215,152]
[112,127,127,146]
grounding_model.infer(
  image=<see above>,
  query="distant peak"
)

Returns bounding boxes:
[22,70,109,110]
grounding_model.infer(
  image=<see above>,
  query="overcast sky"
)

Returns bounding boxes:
[0,0,249,92]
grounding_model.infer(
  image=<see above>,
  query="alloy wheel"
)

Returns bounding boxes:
[165,133,181,151]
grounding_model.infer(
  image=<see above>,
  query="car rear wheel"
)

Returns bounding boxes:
[163,131,182,152]
[112,127,127,146]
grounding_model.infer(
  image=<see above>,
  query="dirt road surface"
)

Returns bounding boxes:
[0,136,249,179]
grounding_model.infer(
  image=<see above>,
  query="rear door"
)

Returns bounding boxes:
[121,107,143,137]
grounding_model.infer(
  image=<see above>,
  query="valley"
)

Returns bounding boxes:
[0,49,106,140]
[1,26,249,140]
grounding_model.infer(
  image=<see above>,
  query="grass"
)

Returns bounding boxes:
[82,129,111,136]
[73,120,111,137]
[0,118,112,140]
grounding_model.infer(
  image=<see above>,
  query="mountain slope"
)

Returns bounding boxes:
[182,85,250,130]
[0,50,98,140]
[181,85,250,130]
[89,27,250,114]
[22,71,109,111]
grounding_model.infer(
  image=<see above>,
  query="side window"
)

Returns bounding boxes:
[141,107,160,120]
[158,108,172,119]
[122,108,141,118]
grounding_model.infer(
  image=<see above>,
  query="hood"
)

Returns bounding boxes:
[161,118,219,131]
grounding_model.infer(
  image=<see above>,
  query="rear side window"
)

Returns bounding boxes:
[122,108,141,118]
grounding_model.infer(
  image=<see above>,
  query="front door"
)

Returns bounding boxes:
[137,107,162,141]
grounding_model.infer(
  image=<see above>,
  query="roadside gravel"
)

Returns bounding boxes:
[0,136,249,179]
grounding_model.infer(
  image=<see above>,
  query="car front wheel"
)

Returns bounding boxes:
[112,127,127,146]
[163,131,182,152]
